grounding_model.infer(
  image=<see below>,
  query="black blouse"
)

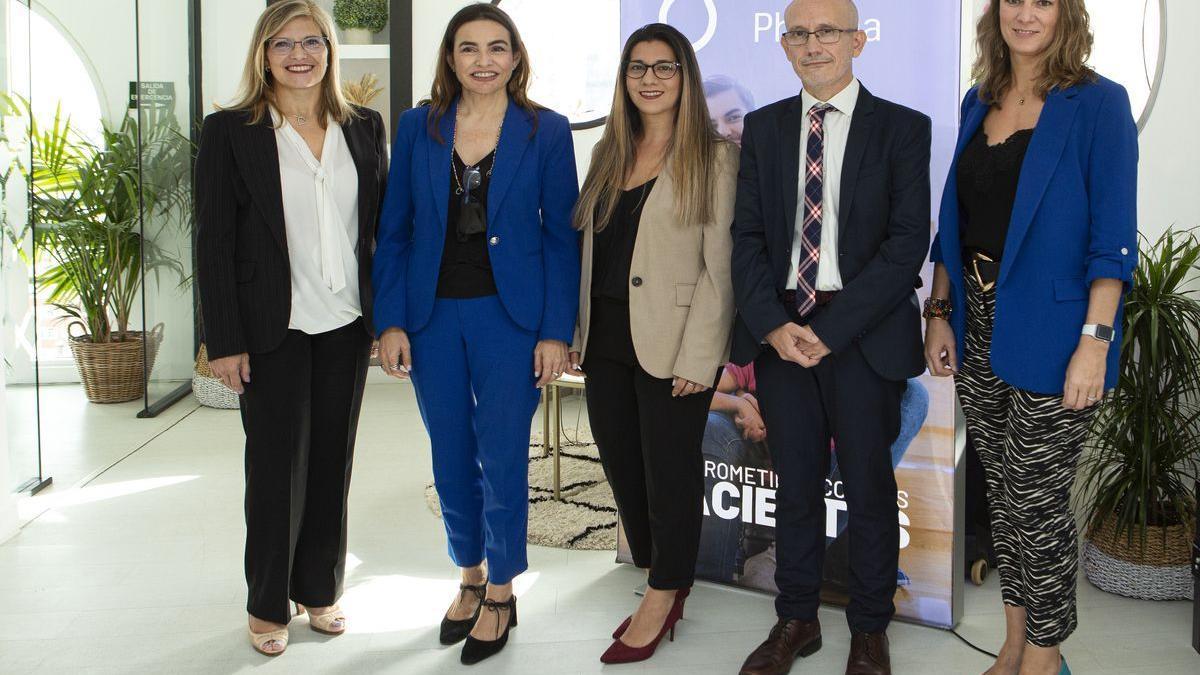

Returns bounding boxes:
[591,178,656,302]
[957,126,1034,261]
[437,149,498,298]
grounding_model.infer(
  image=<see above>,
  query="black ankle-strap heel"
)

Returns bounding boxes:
[439,583,486,645]
[460,596,518,665]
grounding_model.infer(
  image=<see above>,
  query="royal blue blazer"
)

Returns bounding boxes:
[372,99,580,343]
[931,76,1138,395]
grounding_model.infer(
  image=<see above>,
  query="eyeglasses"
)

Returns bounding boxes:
[625,60,682,80]
[266,35,329,55]
[780,28,859,46]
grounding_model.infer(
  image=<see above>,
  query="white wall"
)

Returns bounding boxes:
[1137,0,1200,240]
[202,0,265,111]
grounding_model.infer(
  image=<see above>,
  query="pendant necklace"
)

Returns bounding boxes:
[452,107,504,195]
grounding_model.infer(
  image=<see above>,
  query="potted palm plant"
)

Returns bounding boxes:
[333,0,388,45]
[1080,227,1200,600]
[8,97,189,403]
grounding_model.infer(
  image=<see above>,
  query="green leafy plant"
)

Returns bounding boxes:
[2,95,190,343]
[1080,227,1200,551]
[332,0,388,33]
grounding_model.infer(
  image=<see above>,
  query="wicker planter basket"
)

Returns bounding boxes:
[192,343,240,409]
[1083,513,1195,600]
[66,322,163,404]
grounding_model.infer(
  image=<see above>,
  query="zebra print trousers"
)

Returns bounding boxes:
[956,274,1096,647]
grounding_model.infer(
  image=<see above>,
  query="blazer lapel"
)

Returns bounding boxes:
[486,100,533,228]
[779,97,803,251]
[233,116,287,252]
[341,114,376,242]
[998,88,1080,285]
[427,101,455,236]
[837,86,877,246]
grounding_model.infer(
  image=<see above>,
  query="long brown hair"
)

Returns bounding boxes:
[221,0,357,126]
[425,4,538,143]
[574,23,727,232]
[972,0,1096,104]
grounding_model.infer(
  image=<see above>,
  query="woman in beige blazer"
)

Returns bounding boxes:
[566,23,737,665]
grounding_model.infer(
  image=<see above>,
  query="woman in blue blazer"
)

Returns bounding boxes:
[925,2,1136,673]
[372,4,579,664]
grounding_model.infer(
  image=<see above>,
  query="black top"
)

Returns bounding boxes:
[437,149,498,298]
[591,178,656,302]
[957,126,1034,261]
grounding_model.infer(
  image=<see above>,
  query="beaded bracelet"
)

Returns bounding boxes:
[923,297,952,320]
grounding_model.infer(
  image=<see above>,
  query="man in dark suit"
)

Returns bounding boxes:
[731,1,930,674]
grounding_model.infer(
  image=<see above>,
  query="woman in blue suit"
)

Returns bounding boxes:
[372,4,579,665]
[925,2,1136,674]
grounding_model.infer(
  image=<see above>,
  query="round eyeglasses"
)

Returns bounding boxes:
[266,36,329,55]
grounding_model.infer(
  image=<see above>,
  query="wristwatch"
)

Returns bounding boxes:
[1081,324,1115,343]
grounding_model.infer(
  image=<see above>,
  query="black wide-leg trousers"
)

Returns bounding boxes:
[240,318,371,624]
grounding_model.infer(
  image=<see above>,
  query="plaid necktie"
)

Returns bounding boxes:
[797,103,833,317]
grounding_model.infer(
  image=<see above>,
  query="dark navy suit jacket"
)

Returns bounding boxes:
[730,85,932,382]
[372,99,580,343]
[932,77,1138,394]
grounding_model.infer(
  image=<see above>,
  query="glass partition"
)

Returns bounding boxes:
[1,0,47,493]
[135,0,198,413]
[1,0,199,496]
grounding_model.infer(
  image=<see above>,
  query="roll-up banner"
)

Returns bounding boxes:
[614,0,963,629]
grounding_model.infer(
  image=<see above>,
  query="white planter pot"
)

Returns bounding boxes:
[342,28,373,45]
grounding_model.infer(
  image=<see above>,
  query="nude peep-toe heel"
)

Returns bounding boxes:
[297,603,347,635]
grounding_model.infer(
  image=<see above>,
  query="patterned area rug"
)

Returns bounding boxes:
[424,429,618,550]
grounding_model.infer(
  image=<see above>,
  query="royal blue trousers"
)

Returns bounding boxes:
[409,295,541,585]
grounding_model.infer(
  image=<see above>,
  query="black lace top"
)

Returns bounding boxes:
[956,126,1034,261]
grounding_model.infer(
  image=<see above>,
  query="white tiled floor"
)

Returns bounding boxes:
[1,383,1196,674]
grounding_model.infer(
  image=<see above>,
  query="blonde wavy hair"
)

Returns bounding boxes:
[574,23,727,232]
[221,0,357,126]
[971,0,1096,105]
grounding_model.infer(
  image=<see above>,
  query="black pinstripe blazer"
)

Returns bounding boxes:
[195,105,388,360]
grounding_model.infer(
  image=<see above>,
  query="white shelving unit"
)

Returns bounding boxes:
[339,44,389,60]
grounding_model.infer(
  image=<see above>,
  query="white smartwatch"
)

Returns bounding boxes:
[1081,324,1115,343]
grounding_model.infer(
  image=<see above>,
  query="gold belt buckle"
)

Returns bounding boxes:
[970,252,996,292]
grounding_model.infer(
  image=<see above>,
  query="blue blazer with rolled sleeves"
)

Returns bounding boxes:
[372,99,581,342]
[931,76,1138,395]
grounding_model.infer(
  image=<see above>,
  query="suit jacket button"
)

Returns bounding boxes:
[631,276,643,287]
[1120,247,1129,255]
[489,236,500,246]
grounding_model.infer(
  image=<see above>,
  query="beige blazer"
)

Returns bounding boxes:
[573,143,738,385]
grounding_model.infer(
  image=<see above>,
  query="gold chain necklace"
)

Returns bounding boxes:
[452,108,504,195]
